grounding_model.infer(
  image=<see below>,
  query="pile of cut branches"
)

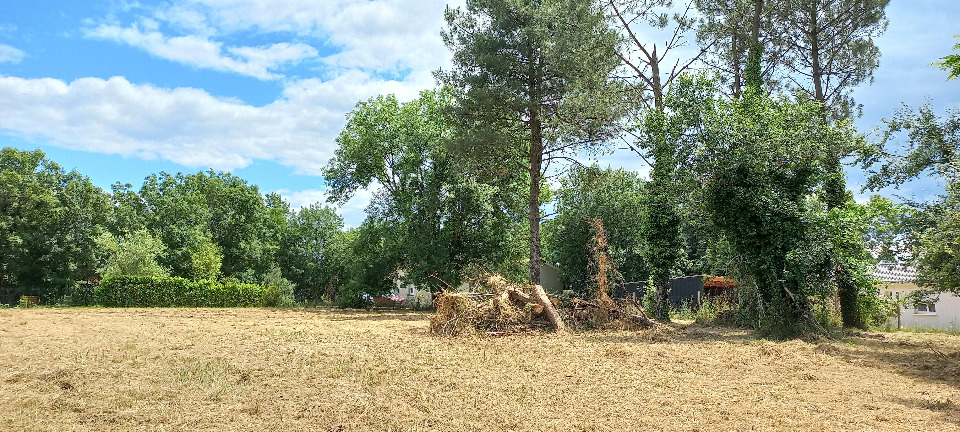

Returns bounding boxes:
[430,274,564,336]
[429,219,667,336]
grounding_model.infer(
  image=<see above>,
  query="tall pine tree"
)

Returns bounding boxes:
[439,0,624,284]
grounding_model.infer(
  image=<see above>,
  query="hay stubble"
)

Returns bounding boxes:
[1,308,958,431]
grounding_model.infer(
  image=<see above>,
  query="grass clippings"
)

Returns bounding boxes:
[1,308,960,431]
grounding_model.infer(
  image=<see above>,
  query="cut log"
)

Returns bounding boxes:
[507,289,545,317]
[532,285,567,332]
[571,298,666,328]
[508,289,534,304]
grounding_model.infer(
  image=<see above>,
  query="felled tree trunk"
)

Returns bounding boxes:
[532,285,567,332]
[508,286,566,332]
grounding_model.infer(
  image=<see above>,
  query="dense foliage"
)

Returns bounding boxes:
[95,275,283,308]
[323,90,526,294]
[543,166,647,295]
[439,0,624,284]
[10,1,960,340]
[0,148,110,304]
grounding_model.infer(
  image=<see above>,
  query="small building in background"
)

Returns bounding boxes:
[540,262,563,294]
[876,263,960,330]
[619,275,736,306]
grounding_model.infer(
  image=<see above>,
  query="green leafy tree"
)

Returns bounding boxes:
[96,229,168,278]
[337,221,403,307]
[915,181,960,293]
[279,203,345,302]
[189,235,222,281]
[439,0,624,284]
[0,148,111,304]
[861,104,959,190]
[543,166,648,295]
[858,59,960,296]
[662,75,861,335]
[324,90,524,291]
[108,182,148,236]
[137,170,281,279]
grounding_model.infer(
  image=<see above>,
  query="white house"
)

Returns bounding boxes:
[876,263,960,330]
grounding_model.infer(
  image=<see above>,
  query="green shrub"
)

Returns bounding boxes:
[95,275,279,307]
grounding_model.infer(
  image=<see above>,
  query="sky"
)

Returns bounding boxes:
[0,0,958,227]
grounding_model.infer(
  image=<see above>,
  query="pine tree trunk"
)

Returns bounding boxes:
[528,111,543,285]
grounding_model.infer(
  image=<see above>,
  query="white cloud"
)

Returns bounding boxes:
[0,44,25,64]
[98,0,458,76]
[0,71,432,176]
[84,23,316,80]
[8,0,467,220]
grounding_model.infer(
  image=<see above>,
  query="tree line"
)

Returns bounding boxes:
[3,0,958,338]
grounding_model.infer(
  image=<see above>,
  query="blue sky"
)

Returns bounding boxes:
[0,0,958,227]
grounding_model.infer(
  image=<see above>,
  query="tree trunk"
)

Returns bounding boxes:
[808,2,824,105]
[531,284,566,332]
[751,0,762,47]
[650,45,663,110]
[653,273,671,320]
[745,0,764,90]
[528,110,543,285]
[732,34,742,98]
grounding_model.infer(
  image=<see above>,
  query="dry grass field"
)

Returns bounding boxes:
[1,308,959,431]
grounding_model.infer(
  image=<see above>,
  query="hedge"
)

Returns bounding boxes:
[95,275,283,307]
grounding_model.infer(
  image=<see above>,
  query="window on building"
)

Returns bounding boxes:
[915,302,936,313]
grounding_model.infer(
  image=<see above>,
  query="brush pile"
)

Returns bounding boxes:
[429,274,564,336]
[429,219,667,336]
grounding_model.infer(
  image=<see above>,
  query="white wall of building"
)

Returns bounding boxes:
[881,282,960,330]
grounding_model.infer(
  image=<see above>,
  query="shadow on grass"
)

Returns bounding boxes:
[580,322,757,345]
[820,333,960,388]
[298,308,432,322]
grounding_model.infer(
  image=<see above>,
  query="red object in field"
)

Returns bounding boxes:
[372,294,405,307]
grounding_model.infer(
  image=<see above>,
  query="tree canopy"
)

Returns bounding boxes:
[439,0,624,284]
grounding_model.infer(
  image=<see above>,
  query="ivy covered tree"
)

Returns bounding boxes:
[647,73,861,335]
[633,87,702,319]
[439,0,624,284]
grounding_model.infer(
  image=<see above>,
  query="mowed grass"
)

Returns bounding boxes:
[1,308,959,431]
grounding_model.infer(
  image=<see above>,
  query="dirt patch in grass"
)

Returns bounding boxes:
[1,308,959,431]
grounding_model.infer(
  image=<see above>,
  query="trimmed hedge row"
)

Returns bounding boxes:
[95,275,283,307]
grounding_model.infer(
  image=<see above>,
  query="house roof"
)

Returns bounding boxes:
[873,263,917,283]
